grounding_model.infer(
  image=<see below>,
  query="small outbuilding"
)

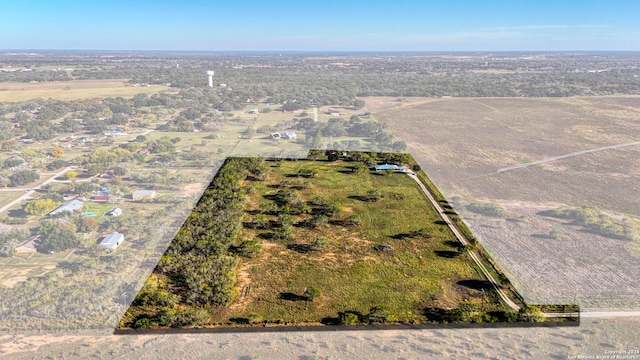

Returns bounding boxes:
[107,208,122,216]
[99,232,124,251]
[91,191,110,201]
[132,190,156,200]
[281,131,297,140]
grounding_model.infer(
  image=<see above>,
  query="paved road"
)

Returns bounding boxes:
[542,311,640,318]
[580,311,640,318]
[0,166,73,215]
[405,172,522,311]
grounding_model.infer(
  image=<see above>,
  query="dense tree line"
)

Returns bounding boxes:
[145,157,262,308]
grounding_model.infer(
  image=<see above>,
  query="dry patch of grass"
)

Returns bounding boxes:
[0,80,174,102]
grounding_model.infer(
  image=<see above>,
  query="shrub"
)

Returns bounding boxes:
[47,159,67,171]
[113,166,127,176]
[367,306,395,323]
[343,215,362,226]
[237,239,262,258]
[133,317,153,329]
[297,168,317,178]
[340,312,360,325]
[272,225,293,240]
[517,306,545,322]
[155,309,178,327]
[133,286,179,307]
[364,189,382,202]
[309,237,328,252]
[306,214,329,228]
[174,309,211,327]
[304,286,322,301]
[247,313,263,324]
[464,202,508,218]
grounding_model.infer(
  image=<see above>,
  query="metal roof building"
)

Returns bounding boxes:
[373,164,407,171]
[99,232,124,251]
[132,190,156,200]
[48,199,84,216]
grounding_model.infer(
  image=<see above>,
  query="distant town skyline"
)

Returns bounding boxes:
[1,0,639,51]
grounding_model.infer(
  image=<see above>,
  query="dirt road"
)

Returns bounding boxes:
[496,140,640,173]
[405,171,522,311]
[0,167,73,215]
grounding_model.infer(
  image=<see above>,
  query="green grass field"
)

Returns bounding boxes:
[120,156,527,330]
[81,202,114,218]
[0,191,23,207]
[208,159,500,324]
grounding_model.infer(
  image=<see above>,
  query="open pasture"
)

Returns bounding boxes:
[0,79,173,102]
[214,158,502,324]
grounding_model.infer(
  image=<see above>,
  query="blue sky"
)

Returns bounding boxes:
[1,0,639,51]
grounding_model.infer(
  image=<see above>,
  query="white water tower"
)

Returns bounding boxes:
[205,70,214,87]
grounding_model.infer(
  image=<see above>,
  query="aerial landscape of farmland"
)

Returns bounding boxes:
[0,47,638,358]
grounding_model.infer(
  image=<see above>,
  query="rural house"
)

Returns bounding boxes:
[91,191,110,201]
[373,164,407,171]
[48,199,83,216]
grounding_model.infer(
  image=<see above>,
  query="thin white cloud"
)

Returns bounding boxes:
[475,24,611,31]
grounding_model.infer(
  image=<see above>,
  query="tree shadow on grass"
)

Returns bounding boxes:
[434,250,460,258]
[320,316,340,325]
[423,307,448,322]
[456,279,493,291]
[444,240,462,248]
[258,232,275,240]
[229,317,250,324]
[7,208,29,218]
[279,292,308,302]
[286,243,312,254]
[347,195,369,202]
[390,233,414,240]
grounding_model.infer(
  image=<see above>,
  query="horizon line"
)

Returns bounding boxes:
[3,49,640,53]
